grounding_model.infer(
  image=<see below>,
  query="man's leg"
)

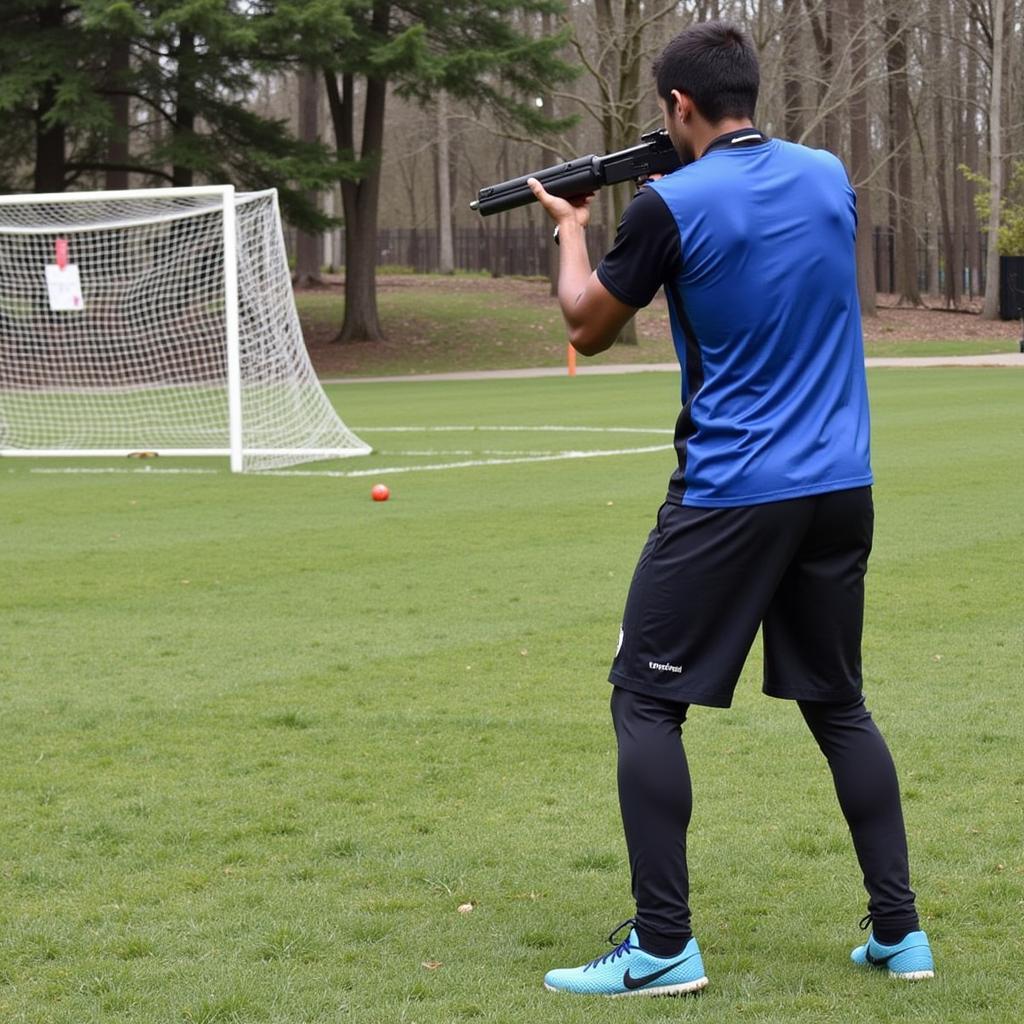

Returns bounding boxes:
[798,695,919,943]
[543,684,708,995]
[610,685,693,956]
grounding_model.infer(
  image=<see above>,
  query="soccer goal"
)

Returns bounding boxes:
[0,185,370,472]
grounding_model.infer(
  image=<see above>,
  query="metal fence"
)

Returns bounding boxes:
[372,223,608,277]
[872,226,988,298]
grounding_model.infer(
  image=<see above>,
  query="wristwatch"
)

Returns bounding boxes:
[552,224,583,246]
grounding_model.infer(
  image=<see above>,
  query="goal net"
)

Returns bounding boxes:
[0,185,370,472]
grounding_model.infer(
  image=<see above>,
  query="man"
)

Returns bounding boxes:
[530,21,934,998]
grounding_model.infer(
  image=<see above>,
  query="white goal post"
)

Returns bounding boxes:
[0,185,370,472]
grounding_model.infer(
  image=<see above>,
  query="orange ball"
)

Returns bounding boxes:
[371,483,390,502]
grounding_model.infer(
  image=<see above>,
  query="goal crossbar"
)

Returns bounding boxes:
[0,188,272,235]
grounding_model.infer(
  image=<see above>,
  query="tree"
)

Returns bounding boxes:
[122,1,349,225]
[781,0,804,140]
[980,0,1005,319]
[884,2,922,306]
[926,0,960,308]
[803,0,838,153]
[0,2,114,192]
[563,0,679,344]
[294,67,325,285]
[103,33,131,190]
[846,0,877,315]
[961,162,1024,256]
[0,1,351,229]
[322,1,574,343]
[436,89,455,275]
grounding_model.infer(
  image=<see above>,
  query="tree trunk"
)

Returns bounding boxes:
[885,8,921,306]
[593,0,618,258]
[981,0,1005,320]
[846,0,876,314]
[294,68,323,286]
[330,4,390,341]
[964,14,980,297]
[805,0,837,151]
[34,2,66,192]
[593,0,638,344]
[326,59,387,341]
[951,82,964,305]
[928,0,958,308]
[539,6,560,297]
[173,29,195,187]
[782,0,804,141]
[436,90,455,275]
[105,37,130,190]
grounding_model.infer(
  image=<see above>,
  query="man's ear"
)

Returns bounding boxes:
[670,89,692,123]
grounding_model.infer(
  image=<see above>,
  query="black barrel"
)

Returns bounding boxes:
[470,156,602,217]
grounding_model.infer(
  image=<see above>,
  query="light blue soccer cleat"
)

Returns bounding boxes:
[851,929,935,980]
[544,920,708,997]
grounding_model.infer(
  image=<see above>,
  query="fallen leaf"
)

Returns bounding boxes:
[457,902,474,914]
[421,960,443,970]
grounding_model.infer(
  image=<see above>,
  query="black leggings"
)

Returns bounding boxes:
[610,686,919,956]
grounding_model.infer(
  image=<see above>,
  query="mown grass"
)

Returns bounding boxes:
[862,337,1021,357]
[1,369,1022,1023]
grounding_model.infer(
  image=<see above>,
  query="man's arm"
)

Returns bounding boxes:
[527,178,637,356]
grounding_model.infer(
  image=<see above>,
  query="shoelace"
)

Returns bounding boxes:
[582,918,636,972]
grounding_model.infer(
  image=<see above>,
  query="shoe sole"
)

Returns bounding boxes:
[544,976,708,997]
[891,969,934,981]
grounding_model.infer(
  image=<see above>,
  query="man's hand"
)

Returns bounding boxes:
[526,178,595,229]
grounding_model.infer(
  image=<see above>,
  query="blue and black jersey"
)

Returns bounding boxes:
[596,133,872,508]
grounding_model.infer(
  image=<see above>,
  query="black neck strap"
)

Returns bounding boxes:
[702,128,767,156]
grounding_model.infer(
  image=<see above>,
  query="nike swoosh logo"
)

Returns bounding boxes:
[622,953,697,990]
[865,950,899,967]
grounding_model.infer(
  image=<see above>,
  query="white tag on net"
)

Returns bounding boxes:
[44,263,85,312]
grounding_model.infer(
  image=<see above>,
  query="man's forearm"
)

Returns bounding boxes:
[555,222,592,323]
[555,223,612,355]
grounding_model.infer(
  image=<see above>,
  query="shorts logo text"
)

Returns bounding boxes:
[649,660,683,674]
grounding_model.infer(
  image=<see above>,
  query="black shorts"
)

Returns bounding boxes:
[609,487,873,707]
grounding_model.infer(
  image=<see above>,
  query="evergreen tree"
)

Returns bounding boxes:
[0,2,113,191]
[0,2,355,230]
[322,1,575,342]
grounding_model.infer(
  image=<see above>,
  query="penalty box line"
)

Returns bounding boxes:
[271,444,673,479]
[22,426,674,477]
[24,445,673,478]
[354,425,670,434]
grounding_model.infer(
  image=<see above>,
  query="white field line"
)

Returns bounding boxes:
[383,449,607,456]
[24,445,673,478]
[27,467,219,475]
[355,425,671,434]
[269,445,673,478]
[19,426,674,477]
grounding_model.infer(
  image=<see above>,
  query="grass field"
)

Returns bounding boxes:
[2,369,1022,1023]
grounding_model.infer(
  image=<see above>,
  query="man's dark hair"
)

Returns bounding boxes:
[653,21,759,124]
